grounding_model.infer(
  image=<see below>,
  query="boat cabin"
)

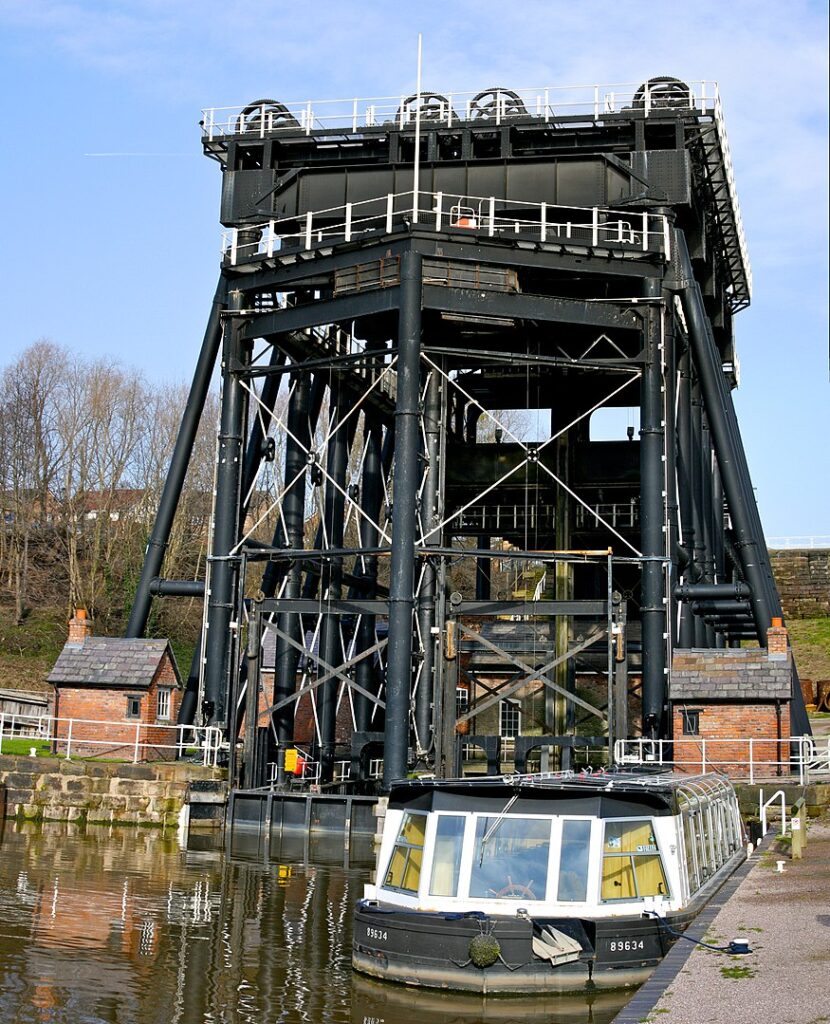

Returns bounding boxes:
[366,772,742,917]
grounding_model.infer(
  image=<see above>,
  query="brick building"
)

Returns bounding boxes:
[669,642,792,777]
[48,611,182,760]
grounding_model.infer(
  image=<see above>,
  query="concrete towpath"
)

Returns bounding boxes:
[613,813,830,1024]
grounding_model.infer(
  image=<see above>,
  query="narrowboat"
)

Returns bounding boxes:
[353,770,745,992]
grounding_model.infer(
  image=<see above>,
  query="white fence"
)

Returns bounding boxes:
[222,188,671,265]
[202,80,720,140]
[614,736,830,785]
[0,711,223,767]
[267,753,384,786]
[768,536,830,550]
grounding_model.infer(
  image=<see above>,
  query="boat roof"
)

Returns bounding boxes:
[387,770,736,818]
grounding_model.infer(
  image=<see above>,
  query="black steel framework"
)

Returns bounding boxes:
[128,77,807,791]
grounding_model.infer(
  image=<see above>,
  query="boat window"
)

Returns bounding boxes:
[682,813,701,893]
[601,820,668,901]
[557,819,592,902]
[429,814,466,897]
[469,816,551,900]
[383,812,427,894]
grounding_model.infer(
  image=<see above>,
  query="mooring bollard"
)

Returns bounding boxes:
[791,796,806,859]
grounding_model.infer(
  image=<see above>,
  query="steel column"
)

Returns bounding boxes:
[353,415,384,735]
[676,345,696,648]
[203,291,249,727]
[674,233,775,639]
[640,280,667,737]
[272,370,311,776]
[415,366,442,753]
[318,382,350,783]
[127,278,226,640]
[384,250,422,788]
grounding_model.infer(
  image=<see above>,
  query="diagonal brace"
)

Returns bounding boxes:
[455,625,607,724]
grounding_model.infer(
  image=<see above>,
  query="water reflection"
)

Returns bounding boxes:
[0,819,628,1024]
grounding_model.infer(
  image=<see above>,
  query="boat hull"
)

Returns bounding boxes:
[353,895,718,993]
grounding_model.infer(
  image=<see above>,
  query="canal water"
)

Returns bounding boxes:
[0,821,629,1024]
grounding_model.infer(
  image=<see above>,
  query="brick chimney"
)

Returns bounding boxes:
[767,616,788,661]
[67,608,93,646]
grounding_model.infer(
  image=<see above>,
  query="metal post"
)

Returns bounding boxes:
[676,344,696,649]
[664,308,680,657]
[241,345,287,504]
[613,594,629,745]
[690,379,708,647]
[640,279,667,738]
[318,382,350,783]
[674,233,778,642]
[242,605,261,787]
[273,370,311,780]
[384,250,422,787]
[354,415,384,736]
[700,419,717,646]
[415,366,442,755]
[126,278,226,638]
[202,290,249,728]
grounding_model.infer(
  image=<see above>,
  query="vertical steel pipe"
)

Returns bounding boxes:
[384,250,422,787]
[272,370,311,774]
[415,367,442,753]
[640,278,667,737]
[318,382,350,783]
[676,345,696,648]
[354,415,383,735]
[203,291,249,727]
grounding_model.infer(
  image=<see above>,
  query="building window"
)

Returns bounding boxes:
[681,709,701,736]
[456,686,469,717]
[126,695,142,719]
[500,698,521,739]
[157,687,172,721]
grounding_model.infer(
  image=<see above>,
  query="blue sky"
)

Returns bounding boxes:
[0,0,827,537]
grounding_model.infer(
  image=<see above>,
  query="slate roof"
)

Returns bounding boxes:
[47,637,181,690]
[670,648,792,701]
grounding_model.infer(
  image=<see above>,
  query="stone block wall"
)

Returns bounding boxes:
[771,548,830,618]
[0,756,225,827]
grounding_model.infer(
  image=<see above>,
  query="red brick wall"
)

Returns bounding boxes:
[53,653,180,761]
[671,702,791,777]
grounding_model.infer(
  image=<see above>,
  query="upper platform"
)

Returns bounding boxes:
[201,78,751,311]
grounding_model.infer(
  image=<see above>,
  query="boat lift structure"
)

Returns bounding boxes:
[126,78,807,791]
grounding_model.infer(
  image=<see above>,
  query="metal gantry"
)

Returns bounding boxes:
[127,77,807,790]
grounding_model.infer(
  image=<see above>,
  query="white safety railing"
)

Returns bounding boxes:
[711,88,752,300]
[768,536,830,550]
[201,80,719,141]
[760,789,787,837]
[0,711,223,768]
[221,189,671,265]
[614,736,830,785]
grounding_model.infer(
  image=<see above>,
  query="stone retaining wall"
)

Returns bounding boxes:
[771,548,830,618]
[0,755,226,827]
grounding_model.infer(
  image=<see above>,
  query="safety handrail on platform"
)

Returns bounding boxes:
[221,189,672,265]
[760,789,787,837]
[614,736,830,785]
[201,80,720,141]
[0,711,223,768]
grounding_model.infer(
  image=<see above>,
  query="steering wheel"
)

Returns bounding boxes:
[495,876,535,899]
